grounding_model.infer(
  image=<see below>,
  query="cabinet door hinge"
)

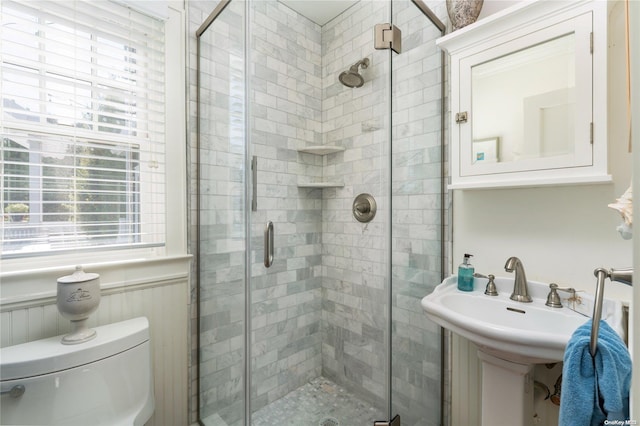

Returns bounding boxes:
[590,122,594,144]
[455,111,468,124]
[590,32,593,54]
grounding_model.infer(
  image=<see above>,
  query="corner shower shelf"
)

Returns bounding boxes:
[296,146,345,188]
[297,145,345,155]
[297,182,344,188]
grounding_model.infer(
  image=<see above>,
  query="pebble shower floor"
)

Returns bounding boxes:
[252,377,383,426]
[202,377,383,426]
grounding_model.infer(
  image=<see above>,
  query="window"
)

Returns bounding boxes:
[1,0,166,258]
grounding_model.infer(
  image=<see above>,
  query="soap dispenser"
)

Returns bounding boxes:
[457,253,475,291]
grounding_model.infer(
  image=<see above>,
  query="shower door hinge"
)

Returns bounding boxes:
[455,111,468,124]
[375,24,402,54]
[374,414,401,426]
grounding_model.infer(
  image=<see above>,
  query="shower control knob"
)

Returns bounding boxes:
[353,193,376,223]
[355,203,370,214]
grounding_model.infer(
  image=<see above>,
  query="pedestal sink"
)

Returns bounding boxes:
[422,275,620,426]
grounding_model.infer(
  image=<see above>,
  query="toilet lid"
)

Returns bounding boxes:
[0,317,149,381]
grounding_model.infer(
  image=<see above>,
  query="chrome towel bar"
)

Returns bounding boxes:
[590,267,633,357]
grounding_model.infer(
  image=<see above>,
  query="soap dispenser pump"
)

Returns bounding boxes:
[457,253,475,291]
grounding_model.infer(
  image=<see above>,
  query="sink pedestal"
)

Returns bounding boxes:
[477,350,534,426]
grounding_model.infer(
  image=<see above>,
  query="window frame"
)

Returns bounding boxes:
[1,3,187,278]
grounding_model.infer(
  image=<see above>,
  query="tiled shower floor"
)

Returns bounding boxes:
[252,377,383,426]
[202,377,383,426]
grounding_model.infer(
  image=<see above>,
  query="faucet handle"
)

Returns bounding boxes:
[546,284,562,308]
[474,273,498,296]
[484,274,498,296]
[545,283,577,308]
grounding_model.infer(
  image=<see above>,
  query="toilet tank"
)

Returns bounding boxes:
[0,317,154,426]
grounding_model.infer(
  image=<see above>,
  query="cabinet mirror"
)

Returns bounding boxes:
[472,33,576,166]
[459,12,593,178]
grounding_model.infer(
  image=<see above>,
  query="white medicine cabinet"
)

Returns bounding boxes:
[438,0,611,189]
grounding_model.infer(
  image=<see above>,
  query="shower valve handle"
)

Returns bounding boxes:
[354,203,370,214]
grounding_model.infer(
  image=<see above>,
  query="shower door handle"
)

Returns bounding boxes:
[264,221,274,268]
[251,156,257,211]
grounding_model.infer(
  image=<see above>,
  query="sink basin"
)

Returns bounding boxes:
[422,276,597,364]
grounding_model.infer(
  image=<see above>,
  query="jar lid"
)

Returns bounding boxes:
[57,265,99,284]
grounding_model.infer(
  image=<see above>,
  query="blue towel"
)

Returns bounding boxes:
[559,319,632,426]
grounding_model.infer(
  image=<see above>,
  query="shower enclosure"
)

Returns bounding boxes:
[195,0,446,424]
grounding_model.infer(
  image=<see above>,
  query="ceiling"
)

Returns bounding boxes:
[279,0,359,26]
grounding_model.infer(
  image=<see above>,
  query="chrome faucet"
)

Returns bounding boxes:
[504,257,532,302]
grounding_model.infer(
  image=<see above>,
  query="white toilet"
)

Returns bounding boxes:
[0,317,154,425]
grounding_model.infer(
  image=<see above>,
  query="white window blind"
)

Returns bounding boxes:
[1,0,166,258]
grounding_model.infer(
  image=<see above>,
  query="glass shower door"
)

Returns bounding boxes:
[390,1,445,425]
[197,2,248,425]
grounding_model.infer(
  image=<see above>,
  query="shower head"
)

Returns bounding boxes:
[339,58,370,88]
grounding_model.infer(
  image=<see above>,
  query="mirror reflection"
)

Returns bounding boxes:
[471,33,576,165]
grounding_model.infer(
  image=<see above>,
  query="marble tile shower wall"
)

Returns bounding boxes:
[320,0,391,408]
[320,1,448,424]
[248,0,325,414]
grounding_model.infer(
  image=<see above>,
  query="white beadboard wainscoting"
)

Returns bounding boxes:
[0,256,191,426]
[450,332,482,426]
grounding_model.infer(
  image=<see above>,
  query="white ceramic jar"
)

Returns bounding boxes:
[57,266,101,344]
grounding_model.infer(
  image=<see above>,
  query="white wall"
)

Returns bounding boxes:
[453,0,632,305]
[449,1,634,424]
